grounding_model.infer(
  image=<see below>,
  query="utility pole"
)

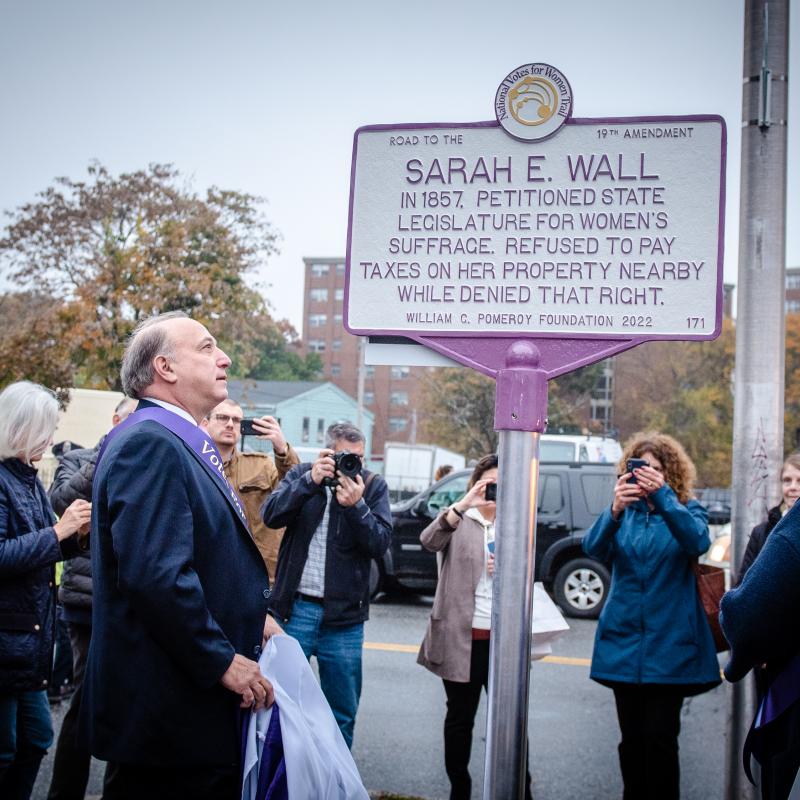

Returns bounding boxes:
[727,2,789,798]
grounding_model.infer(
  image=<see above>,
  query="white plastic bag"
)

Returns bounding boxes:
[531,582,570,660]
[242,635,369,800]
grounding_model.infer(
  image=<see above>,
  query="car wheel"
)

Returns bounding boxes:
[369,559,383,599]
[553,558,610,619]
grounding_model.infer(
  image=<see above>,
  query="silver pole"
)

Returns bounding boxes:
[727,1,789,798]
[484,429,538,799]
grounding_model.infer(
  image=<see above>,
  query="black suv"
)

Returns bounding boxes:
[370,462,617,619]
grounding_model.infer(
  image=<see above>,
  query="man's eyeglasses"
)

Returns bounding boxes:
[211,413,242,425]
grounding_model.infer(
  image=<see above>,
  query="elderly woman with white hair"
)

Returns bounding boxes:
[0,381,92,800]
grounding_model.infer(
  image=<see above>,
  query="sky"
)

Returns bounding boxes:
[0,0,797,332]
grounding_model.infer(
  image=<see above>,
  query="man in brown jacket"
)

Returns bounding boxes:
[202,399,299,581]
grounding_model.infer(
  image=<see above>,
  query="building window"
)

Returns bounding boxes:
[334,314,343,326]
[332,339,342,351]
[788,299,800,314]
[336,263,346,274]
[389,416,408,432]
[317,418,325,443]
[331,364,341,376]
[787,273,800,290]
[310,288,328,302]
[334,288,344,301]
[365,365,375,378]
[309,313,327,327]
[364,391,374,405]
[391,391,409,406]
[311,263,329,277]
[308,339,326,353]
[302,416,310,442]
[391,366,410,380]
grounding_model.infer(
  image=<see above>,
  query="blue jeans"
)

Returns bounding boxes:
[0,690,54,800]
[283,598,364,749]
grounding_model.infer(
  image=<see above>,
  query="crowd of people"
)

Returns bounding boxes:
[0,309,798,799]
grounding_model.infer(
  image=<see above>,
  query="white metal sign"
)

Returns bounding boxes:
[345,116,725,340]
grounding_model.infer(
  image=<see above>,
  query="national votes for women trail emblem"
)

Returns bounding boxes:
[495,63,573,142]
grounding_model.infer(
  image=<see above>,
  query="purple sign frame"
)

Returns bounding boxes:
[344,115,726,384]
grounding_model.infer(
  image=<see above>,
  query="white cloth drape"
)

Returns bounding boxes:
[242,635,369,800]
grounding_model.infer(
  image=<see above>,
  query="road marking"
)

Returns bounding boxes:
[364,642,591,667]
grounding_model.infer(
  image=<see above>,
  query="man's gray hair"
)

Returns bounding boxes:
[120,312,188,398]
[325,421,365,449]
[0,381,59,463]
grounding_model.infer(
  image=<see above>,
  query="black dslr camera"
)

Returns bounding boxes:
[323,450,362,488]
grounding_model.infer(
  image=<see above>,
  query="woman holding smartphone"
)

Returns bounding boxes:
[582,431,720,800]
[416,454,532,800]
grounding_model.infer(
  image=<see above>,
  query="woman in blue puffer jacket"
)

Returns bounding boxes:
[0,382,91,800]
[583,431,720,800]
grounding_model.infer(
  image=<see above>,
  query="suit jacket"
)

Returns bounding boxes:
[416,510,488,683]
[81,400,271,767]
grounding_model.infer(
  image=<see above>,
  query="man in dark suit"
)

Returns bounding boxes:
[82,311,281,800]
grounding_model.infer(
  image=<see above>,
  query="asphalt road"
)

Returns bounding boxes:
[33,592,727,799]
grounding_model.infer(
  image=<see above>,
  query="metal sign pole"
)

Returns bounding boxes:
[727,2,789,797]
[484,342,548,800]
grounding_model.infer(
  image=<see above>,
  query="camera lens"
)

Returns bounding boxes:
[337,451,361,478]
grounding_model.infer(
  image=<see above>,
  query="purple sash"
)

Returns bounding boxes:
[97,405,249,531]
[743,651,800,783]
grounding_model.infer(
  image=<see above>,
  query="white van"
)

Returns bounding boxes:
[539,434,622,464]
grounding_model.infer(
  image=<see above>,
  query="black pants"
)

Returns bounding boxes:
[47,623,91,800]
[612,684,684,800]
[102,761,239,800]
[442,639,533,800]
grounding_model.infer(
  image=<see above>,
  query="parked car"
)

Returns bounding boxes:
[695,487,732,525]
[371,462,618,619]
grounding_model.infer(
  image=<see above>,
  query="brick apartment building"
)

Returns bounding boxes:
[301,256,429,457]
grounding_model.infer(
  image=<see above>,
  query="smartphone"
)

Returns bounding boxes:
[485,482,497,502]
[487,540,495,555]
[240,418,258,437]
[626,458,649,484]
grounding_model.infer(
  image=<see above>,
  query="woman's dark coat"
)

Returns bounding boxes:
[0,458,70,692]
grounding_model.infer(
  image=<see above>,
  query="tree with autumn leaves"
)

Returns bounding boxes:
[420,317,800,488]
[0,163,319,397]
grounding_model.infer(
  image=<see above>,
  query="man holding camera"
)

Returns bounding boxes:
[262,421,392,748]
[201,399,299,582]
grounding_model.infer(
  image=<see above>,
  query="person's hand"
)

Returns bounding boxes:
[311,449,336,485]
[635,464,665,496]
[487,553,495,577]
[460,478,495,512]
[220,654,274,710]
[53,499,92,542]
[611,473,644,519]
[262,614,283,644]
[251,416,288,456]
[335,473,364,507]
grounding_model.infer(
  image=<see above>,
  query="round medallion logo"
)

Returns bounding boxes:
[495,63,573,141]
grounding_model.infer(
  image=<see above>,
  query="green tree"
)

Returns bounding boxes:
[418,360,609,460]
[612,319,736,486]
[782,312,800,453]
[0,162,292,390]
[0,291,74,405]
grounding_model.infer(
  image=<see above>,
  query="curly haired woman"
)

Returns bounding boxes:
[582,432,720,800]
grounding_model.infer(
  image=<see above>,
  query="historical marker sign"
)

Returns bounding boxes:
[345,115,725,342]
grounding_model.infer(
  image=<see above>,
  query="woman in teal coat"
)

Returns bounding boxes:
[583,431,720,800]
